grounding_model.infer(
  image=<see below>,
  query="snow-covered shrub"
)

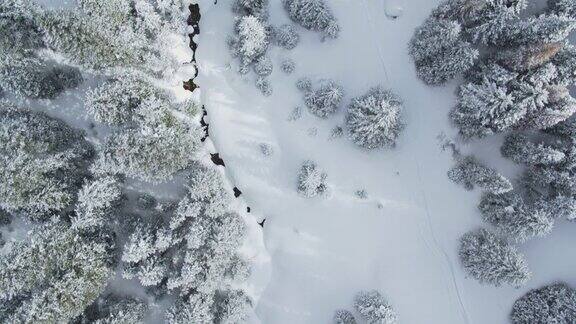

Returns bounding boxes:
[409,18,478,85]
[296,77,312,92]
[510,282,576,323]
[333,309,357,324]
[254,55,273,76]
[447,155,513,194]
[501,133,565,166]
[288,106,303,121]
[0,106,93,218]
[283,0,340,39]
[230,15,270,70]
[346,87,404,149]
[0,54,82,99]
[273,24,300,49]
[354,290,398,324]
[459,228,531,287]
[479,192,553,242]
[256,76,273,96]
[297,160,328,198]
[303,79,344,118]
[233,0,268,17]
[330,125,344,139]
[281,58,296,74]
[260,143,273,156]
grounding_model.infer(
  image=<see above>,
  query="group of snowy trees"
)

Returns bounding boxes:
[510,282,576,323]
[333,290,398,324]
[0,0,253,322]
[283,0,340,40]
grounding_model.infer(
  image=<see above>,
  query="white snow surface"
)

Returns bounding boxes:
[196,0,576,323]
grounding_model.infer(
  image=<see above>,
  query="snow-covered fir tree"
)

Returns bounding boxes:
[447,155,513,194]
[72,176,123,230]
[297,160,328,198]
[354,290,398,324]
[230,15,270,72]
[549,0,576,18]
[334,309,357,324]
[282,0,340,39]
[0,0,44,54]
[492,14,576,47]
[233,0,269,17]
[459,228,531,287]
[0,105,93,218]
[281,58,296,74]
[409,18,478,85]
[346,87,404,149]
[273,24,300,50]
[501,133,565,165]
[166,293,214,324]
[302,79,344,118]
[213,289,253,324]
[510,282,576,323]
[77,294,149,324]
[254,55,273,76]
[479,192,553,242]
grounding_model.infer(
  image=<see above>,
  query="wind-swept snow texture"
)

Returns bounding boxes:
[196,0,576,323]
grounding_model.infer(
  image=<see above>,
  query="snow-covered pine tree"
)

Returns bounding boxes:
[550,43,576,86]
[213,289,252,324]
[72,176,123,230]
[0,219,115,322]
[256,76,273,96]
[78,294,149,324]
[346,87,404,149]
[549,0,576,18]
[254,55,273,76]
[230,15,270,71]
[297,160,328,198]
[0,105,93,218]
[501,133,565,165]
[479,192,553,242]
[334,309,357,324]
[409,18,478,85]
[166,294,214,324]
[273,24,300,50]
[303,79,344,118]
[282,0,340,39]
[510,282,576,323]
[233,0,268,17]
[459,228,531,287]
[0,0,44,54]
[498,43,563,72]
[354,290,398,324]
[0,54,83,99]
[491,14,576,47]
[448,155,513,194]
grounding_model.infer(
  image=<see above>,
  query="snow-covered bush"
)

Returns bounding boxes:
[354,290,398,324]
[301,79,344,118]
[254,55,273,76]
[296,77,312,92]
[333,309,357,324]
[0,106,93,218]
[297,160,328,198]
[283,0,340,39]
[0,54,82,99]
[510,282,576,323]
[281,58,296,74]
[479,192,553,242]
[273,24,300,49]
[459,228,531,287]
[447,155,513,194]
[230,15,270,71]
[256,76,273,96]
[346,87,404,149]
[260,143,273,156]
[409,18,478,85]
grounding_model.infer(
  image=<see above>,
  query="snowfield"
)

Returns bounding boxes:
[196,0,576,323]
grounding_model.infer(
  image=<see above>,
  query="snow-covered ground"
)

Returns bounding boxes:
[196,0,576,323]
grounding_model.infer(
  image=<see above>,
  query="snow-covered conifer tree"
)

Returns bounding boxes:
[72,176,123,230]
[283,0,340,39]
[510,282,576,323]
[233,0,269,17]
[0,0,44,54]
[346,87,404,149]
[448,155,513,194]
[334,309,357,324]
[492,14,576,47]
[213,289,252,324]
[297,160,328,198]
[230,15,270,69]
[273,24,300,49]
[78,294,148,324]
[501,133,565,165]
[549,0,576,17]
[479,192,553,242]
[303,79,344,118]
[459,228,531,287]
[166,294,214,324]
[254,55,273,76]
[354,290,398,324]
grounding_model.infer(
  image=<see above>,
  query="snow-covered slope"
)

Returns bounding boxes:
[196,1,576,323]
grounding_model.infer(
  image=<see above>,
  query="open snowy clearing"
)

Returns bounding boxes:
[196,0,576,323]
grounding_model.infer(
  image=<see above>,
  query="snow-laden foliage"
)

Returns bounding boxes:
[346,87,404,149]
[256,76,273,96]
[334,309,357,324]
[0,0,44,54]
[0,219,115,323]
[72,176,123,230]
[233,0,269,17]
[283,0,340,39]
[479,192,553,242]
[281,58,296,74]
[510,282,576,323]
[229,15,270,72]
[549,0,576,18]
[166,293,214,324]
[254,55,273,76]
[273,24,300,49]
[354,290,398,324]
[77,294,149,324]
[0,105,93,218]
[120,164,251,320]
[302,79,344,118]
[0,54,82,99]
[409,18,478,85]
[459,228,531,287]
[501,133,565,165]
[448,155,513,194]
[297,160,328,198]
